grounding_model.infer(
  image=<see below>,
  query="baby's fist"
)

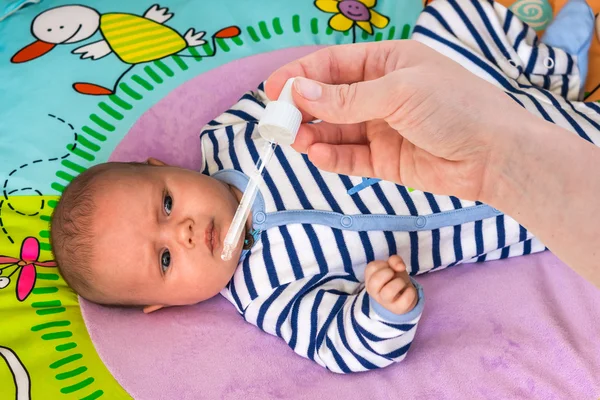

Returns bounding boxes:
[365,255,418,315]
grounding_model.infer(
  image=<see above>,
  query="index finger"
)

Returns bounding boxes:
[264,41,399,101]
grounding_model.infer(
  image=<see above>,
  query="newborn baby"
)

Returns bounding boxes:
[50,0,598,373]
[50,158,418,311]
[51,157,423,374]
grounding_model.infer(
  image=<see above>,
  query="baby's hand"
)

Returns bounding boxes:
[365,255,418,315]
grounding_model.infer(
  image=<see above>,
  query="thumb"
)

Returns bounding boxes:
[292,75,401,124]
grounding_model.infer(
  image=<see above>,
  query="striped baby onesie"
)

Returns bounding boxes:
[199,0,600,373]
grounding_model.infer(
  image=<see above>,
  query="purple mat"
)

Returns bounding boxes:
[81,46,600,400]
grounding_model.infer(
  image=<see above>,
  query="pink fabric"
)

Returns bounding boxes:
[82,46,600,399]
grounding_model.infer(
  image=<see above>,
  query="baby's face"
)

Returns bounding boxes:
[90,163,244,310]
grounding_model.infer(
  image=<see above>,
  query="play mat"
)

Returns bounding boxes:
[1,0,599,399]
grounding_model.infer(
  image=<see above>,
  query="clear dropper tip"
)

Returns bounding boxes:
[221,245,234,261]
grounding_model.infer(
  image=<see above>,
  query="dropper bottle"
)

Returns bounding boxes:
[221,78,302,261]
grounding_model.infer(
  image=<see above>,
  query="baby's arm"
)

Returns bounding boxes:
[243,257,425,373]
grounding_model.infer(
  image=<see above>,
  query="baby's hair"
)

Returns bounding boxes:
[50,161,146,304]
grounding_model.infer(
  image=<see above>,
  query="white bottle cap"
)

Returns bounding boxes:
[258,78,302,146]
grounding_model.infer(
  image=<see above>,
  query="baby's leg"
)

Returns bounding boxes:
[412,0,593,101]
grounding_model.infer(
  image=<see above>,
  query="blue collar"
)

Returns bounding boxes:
[212,169,265,260]
[212,169,266,228]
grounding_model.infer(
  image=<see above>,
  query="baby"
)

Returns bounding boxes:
[51,156,424,374]
[50,157,419,311]
[50,0,598,373]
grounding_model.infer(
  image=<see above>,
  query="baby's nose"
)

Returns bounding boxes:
[177,219,195,247]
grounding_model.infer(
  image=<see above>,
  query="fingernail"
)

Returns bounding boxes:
[294,77,322,101]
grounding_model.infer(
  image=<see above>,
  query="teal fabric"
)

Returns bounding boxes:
[0,0,422,198]
[0,0,40,22]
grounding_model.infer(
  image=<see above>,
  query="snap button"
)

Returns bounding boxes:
[543,57,554,69]
[254,212,266,224]
[340,216,353,228]
[508,59,518,67]
[415,216,427,228]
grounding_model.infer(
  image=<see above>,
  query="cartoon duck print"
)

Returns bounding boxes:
[11,4,241,95]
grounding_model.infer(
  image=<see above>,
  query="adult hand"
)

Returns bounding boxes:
[265,40,535,202]
[267,40,600,288]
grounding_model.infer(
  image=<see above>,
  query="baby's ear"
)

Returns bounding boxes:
[146,157,167,166]
[143,304,164,314]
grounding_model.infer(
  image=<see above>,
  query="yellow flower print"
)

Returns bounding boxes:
[315,0,389,42]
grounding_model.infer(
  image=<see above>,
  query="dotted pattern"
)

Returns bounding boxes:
[0,115,78,244]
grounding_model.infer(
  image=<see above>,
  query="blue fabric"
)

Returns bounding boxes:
[541,0,595,89]
[347,178,382,195]
[212,169,266,216]
[213,168,504,235]
[256,207,503,232]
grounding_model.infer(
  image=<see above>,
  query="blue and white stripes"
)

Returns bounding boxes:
[200,0,600,373]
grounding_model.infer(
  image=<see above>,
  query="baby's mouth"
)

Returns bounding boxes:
[205,220,216,255]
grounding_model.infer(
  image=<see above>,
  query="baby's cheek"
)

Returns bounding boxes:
[180,258,231,302]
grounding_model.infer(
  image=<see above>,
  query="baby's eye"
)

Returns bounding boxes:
[163,194,173,215]
[161,249,171,274]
